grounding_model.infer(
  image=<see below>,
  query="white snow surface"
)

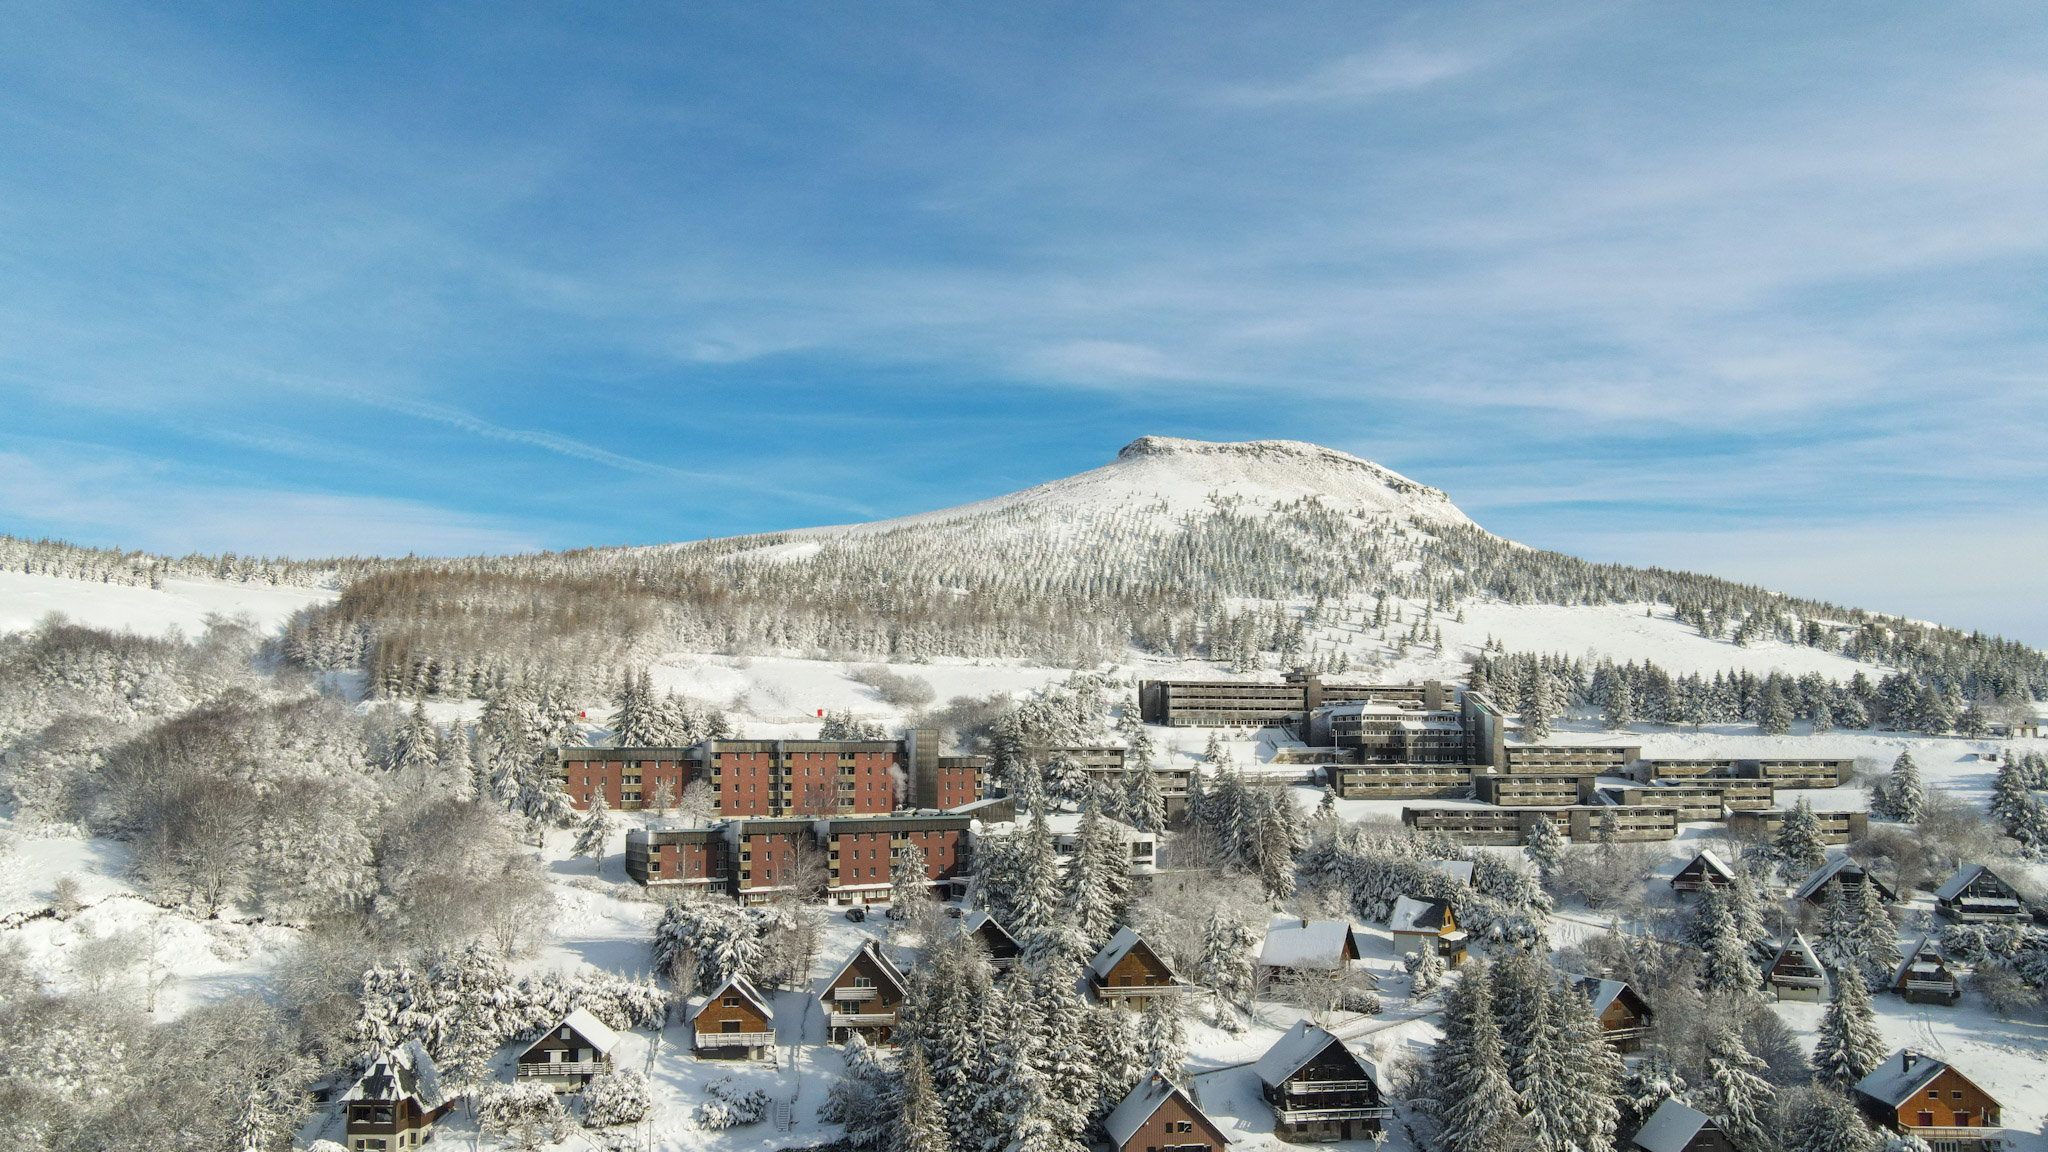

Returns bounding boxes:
[0,570,334,636]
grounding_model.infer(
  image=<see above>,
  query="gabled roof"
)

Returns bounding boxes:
[1854,1050,1955,1109]
[1252,1020,1372,1091]
[1889,934,1954,989]
[1630,1098,1713,1152]
[1934,864,1988,902]
[1792,855,1895,903]
[1428,860,1475,886]
[688,973,773,1025]
[822,939,909,998]
[1088,926,1174,982]
[519,1007,620,1061]
[1390,895,1450,934]
[1104,1072,1214,1149]
[341,1041,453,1112]
[1568,975,1647,1019]
[961,909,1020,953]
[1259,920,1361,969]
[1767,932,1824,977]
[1673,850,1736,883]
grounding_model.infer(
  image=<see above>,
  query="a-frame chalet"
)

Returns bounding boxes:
[1104,1071,1230,1152]
[690,974,775,1058]
[1088,927,1181,1003]
[1669,850,1737,893]
[1252,1020,1391,1141]
[1763,933,1827,1002]
[820,939,909,1045]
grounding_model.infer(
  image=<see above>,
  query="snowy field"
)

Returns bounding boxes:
[0,569,334,635]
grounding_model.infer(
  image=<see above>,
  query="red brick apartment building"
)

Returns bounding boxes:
[557,732,981,817]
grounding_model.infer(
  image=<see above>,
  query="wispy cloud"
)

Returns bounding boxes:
[1220,43,1493,106]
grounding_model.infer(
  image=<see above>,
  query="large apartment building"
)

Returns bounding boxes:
[555,729,985,817]
[1403,803,1680,845]
[553,747,695,811]
[1308,703,1468,763]
[625,814,975,905]
[1139,675,1452,728]
[1329,762,1472,800]
[1054,745,1196,820]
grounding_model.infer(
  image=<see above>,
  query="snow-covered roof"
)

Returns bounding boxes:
[1630,1098,1712,1152]
[557,1007,620,1056]
[961,909,1018,948]
[1089,926,1172,981]
[1389,895,1450,934]
[688,973,773,1024]
[1258,920,1360,969]
[341,1041,453,1112]
[1854,1050,1951,1108]
[1428,860,1475,886]
[1568,975,1631,1018]
[1933,864,2007,903]
[1252,1020,1371,1090]
[822,939,909,998]
[1104,1072,1208,1149]
[1791,854,1896,902]
[1889,934,1952,989]
[1768,932,1824,977]
[1678,849,1736,882]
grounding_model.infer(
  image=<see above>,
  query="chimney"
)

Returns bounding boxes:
[1902,1052,1918,1072]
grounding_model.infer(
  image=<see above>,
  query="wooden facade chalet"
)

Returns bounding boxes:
[1669,850,1737,892]
[1104,1071,1231,1152]
[1088,927,1181,1001]
[515,1008,619,1092]
[1854,1050,2003,1151]
[1889,935,1961,1005]
[690,974,776,1057]
[1258,920,1377,986]
[821,940,909,1045]
[960,909,1022,969]
[1571,976,1653,1052]
[1934,865,2029,922]
[1791,855,1897,907]
[1630,1099,1735,1152]
[1253,1020,1391,1142]
[1389,896,1467,966]
[340,1041,456,1152]
[1764,933,1828,1002]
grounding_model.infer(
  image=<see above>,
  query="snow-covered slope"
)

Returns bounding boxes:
[0,570,335,636]
[802,436,1476,536]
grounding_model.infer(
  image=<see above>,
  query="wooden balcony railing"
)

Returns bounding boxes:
[1286,1080,1376,1094]
[830,1012,898,1027]
[833,986,878,1001]
[1096,983,1180,997]
[695,1031,775,1049]
[1275,1106,1394,1123]
[518,1061,608,1077]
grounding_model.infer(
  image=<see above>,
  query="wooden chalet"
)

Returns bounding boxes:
[821,939,909,1045]
[1252,1020,1391,1142]
[1853,1050,2004,1151]
[689,974,775,1058]
[340,1041,456,1151]
[1388,896,1467,966]
[960,909,1022,970]
[1630,1099,1735,1152]
[1088,927,1181,1003]
[1791,855,1897,907]
[1258,919,1377,986]
[1763,933,1828,1002]
[1104,1071,1230,1152]
[1889,934,1960,1005]
[515,1007,618,1093]
[1570,975,1653,1052]
[1669,850,1737,893]
[1934,865,2029,922]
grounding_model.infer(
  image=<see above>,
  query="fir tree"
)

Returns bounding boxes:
[1809,964,1885,1089]
[1990,759,2034,827]
[1603,678,1635,731]
[1879,751,1924,823]
[1780,1086,1879,1152]
[1124,763,1168,834]
[1695,1021,1774,1152]
[1853,873,1901,987]
[1427,960,1522,1152]
[1134,997,1188,1086]
[1405,943,1445,998]
[1758,678,1794,735]
[573,793,614,871]
[1523,816,1566,886]
[1773,800,1829,877]
[1555,979,1624,1152]
[2011,792,2048,858]
[893,1049,952,1152]
[1065,803,1132,952]
[1195,909,1258,1013]
[1519,670,1557,743]
[892,842,931,911]
[393,700,440,772]
[1010,809,1064,936]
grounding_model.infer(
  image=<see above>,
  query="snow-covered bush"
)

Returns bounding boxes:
[478,1083,573,1151]
[582,1068,652,1128]
[695,1077,770,1129]
[1405,943,1445,997]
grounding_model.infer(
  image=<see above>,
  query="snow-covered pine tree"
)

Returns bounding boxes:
[582,1068,652,1127]
[574,792,614,871]
[1853,873,1901,987]
[1773,800,1828,878]
[893,1049,952,1152]
[1990,758,2034,827]
[2012,792,2048,858]
[1425,959,1521,1152]
[1134,996,1189,1086]
[1066,803,1133,951]
[1779,1086,1879,1152]
[1813,884,1861,975]
[1695,1021,1774,1151]
[393,700,439,772]
[1405,942,1446,997]
[1758,678,1794,735]
[1124,764,1167,835]
[1602,678,1635,731]
[1510,977,1572,1152]
[893,842,931,911]
[1555,979,1624,1152]
[1196,909,1258,1014]
[1519,670,1557,742]
[1701,904,1761,996]
[1809,964,1885,1089]
[1010,808,1064,936]
[1523,815,1565,886]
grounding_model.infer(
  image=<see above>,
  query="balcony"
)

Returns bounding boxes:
[1286,1080,1376,1094]
[695,1031,775,1049]
[518,1061,608,1077]
[1904,1125,2004,1142]
[830,1012,898,1027]
[1275,1106,1394,1123]
[1096,982,1180,997]
[1770,974,1827,988]
[833,986,878,1001]
[1601,1026,1653,1042]
[1903,980,1958,994]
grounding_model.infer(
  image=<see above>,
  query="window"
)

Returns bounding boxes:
[1928,1091,1941,1099]
[1952,1091,1965,1100]
[722,1020,742,1033]
[1917,1112,1934,1127]
[724,996,741,1007]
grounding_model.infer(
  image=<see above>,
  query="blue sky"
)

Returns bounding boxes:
[2,3,2046,642]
